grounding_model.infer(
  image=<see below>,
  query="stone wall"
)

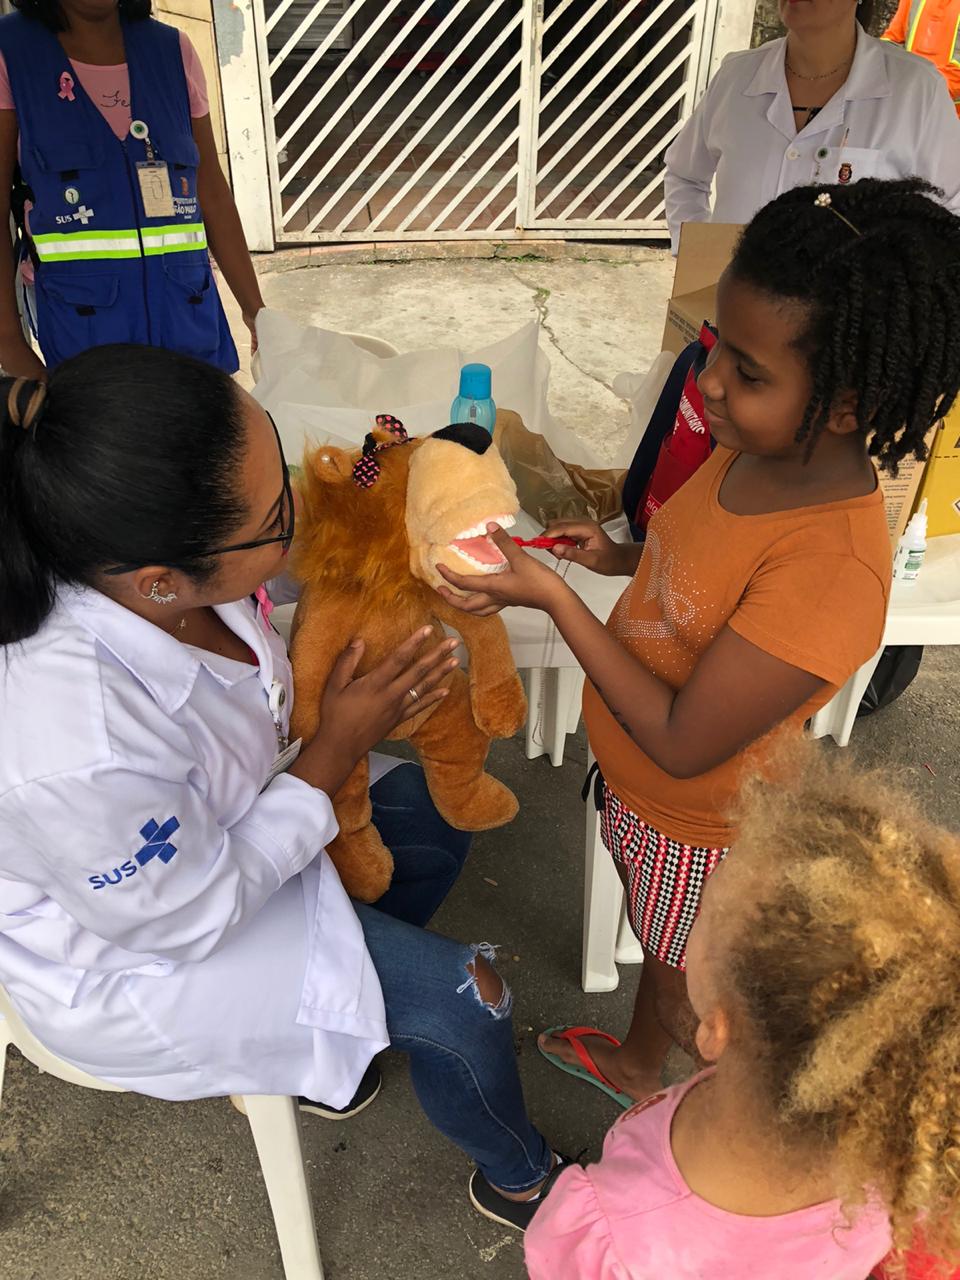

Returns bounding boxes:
[752,0,900,46]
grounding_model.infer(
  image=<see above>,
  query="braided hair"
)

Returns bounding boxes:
[730,179,960,473]
[0,345,247,646]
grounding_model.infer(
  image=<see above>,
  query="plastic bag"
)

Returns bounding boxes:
[857,646,923,718]
[494,410,625,526]
[252,310,602,471]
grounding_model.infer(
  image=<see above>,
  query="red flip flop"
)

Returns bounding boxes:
[538,1025,633,1109]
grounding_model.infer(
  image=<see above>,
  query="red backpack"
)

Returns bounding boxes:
[629,323,717,534]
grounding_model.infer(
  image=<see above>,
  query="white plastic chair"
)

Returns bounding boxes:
[0,983,325,1280]
[581,753,644,993]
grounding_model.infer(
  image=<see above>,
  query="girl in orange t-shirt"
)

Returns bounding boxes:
[437,178,960,1107]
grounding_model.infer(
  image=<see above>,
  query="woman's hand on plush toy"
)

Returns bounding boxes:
[293,628,459,796]
[435,524,570,616]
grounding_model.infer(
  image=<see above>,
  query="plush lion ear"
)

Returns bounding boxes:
[305,443,353,481]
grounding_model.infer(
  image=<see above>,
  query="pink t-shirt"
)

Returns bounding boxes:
[0,30,209,134]
[1,31,209,284]
[525,1073,892,1280]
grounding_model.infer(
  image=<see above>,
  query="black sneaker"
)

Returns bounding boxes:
[468,1154,571,1231]
[298,1063,382,1121]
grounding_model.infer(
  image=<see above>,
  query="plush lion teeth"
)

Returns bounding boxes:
[453,513,518,539]
[449,548,508,574]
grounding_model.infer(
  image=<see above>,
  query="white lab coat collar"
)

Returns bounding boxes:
[744,28,892,139]
[60,586,275,715]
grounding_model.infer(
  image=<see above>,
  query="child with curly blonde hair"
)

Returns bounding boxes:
[525,744,960,1278]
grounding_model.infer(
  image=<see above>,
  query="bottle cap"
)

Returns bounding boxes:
[912,498,928,538]
[458,363,492,400]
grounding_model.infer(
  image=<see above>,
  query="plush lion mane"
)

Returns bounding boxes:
[286,421,527,905]
[292,438,423,607]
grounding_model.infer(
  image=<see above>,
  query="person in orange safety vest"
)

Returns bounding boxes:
[883,0,960,115]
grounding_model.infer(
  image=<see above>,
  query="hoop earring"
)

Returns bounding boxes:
[143,580,177,606]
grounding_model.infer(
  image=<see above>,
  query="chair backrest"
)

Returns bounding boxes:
[0,982,125,1093]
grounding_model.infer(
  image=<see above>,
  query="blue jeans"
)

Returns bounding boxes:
[358,762,552,1193]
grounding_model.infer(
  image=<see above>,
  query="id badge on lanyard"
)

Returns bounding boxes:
[130,119,175,218]
[261,679,302,791]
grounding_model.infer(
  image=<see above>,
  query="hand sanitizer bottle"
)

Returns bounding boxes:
[451,363,496,435]
[893,499,928,586]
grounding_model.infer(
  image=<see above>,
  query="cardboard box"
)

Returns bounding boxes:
[914,402,960,537]
[882,452,932,543]
[662,222,741,356]
[661,221,927,542]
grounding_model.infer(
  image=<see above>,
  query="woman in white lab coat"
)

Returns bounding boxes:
[0,347,563,1231]
[664,0,960,252]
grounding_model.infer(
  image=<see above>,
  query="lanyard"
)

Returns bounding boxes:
[267,680,289,753]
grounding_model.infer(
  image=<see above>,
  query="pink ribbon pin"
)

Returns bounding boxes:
[58,72,75,102]
[254,584,274,634]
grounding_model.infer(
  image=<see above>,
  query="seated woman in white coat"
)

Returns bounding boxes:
[664,0,960,253]
[0,347,566,1233]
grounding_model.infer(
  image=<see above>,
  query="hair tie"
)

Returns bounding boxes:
[352,414,411,488]
[814,191,861,237]
[6,377,47,436]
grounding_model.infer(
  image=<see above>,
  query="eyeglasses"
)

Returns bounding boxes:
[103,413,296,577]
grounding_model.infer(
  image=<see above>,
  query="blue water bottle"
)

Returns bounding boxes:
[450,363,496,434]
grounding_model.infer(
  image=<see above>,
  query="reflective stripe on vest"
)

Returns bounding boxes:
[33,229,141,262]
[903,0,960,63]
[32,223,207,264]
[141,224,208,256]
[905,0,928,50]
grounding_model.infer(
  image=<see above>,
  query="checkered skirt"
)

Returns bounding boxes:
[600,784,728,970]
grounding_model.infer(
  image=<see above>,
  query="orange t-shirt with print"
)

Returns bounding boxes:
[583,446,892,849]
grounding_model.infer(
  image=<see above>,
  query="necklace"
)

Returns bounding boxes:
[785,55,852,81]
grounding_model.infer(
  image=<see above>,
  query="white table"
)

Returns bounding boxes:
[810,533,960,746]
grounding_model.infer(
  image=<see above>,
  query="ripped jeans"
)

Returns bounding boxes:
[354,762,552,1193]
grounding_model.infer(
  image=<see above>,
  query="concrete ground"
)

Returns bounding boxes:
[1,249,957,1280]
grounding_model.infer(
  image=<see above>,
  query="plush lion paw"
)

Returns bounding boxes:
[326,825,395,903]
[432,772,519,832]
[471,675,528,740]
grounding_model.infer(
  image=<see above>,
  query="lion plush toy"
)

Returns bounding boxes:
[289,415,528,902]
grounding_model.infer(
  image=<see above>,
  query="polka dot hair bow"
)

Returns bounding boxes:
[352,414,411,488]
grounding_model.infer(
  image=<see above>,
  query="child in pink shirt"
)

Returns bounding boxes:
[526,744,960,1279]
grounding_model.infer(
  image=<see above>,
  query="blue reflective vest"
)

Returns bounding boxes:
[0,13,238,372]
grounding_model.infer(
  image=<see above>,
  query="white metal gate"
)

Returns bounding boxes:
[244,0,734,244]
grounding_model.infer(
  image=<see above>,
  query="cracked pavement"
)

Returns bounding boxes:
[238,253,676,462]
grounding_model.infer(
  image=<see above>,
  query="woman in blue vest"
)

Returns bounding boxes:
[0,0,264,377]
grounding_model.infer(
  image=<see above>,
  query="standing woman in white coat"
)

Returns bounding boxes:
[664,0,960,252]
[0,347,565,1233]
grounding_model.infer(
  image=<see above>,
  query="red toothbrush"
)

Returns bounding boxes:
[511,535,578,549]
